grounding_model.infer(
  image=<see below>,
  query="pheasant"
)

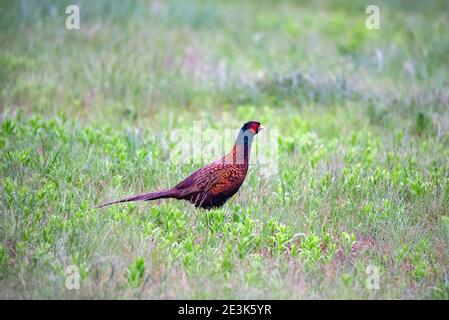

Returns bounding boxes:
[97,121,264,209]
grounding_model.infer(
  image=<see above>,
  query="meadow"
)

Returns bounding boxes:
[0,0,448,299]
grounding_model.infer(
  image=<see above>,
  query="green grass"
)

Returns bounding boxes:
[1,0,448,299]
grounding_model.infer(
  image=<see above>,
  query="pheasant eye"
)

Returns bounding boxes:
[251,124,260,133]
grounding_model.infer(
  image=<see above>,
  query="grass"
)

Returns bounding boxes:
[1,0,448,299]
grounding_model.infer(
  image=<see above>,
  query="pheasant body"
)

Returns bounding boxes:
[98,121,263,210]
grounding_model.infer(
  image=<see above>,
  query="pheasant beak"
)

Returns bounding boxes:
[258,125,265,133]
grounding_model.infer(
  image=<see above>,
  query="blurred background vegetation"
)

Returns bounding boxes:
[0,0,448,299]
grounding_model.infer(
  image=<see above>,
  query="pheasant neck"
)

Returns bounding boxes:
[231,130,254,165]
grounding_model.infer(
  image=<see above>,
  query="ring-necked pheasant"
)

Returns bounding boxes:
[97,121,264,209]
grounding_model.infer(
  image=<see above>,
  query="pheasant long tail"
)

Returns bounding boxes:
[96,189,178,208]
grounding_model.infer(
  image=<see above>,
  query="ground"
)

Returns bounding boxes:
[0,0,448,299]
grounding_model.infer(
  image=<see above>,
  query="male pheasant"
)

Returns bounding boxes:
[97,121,264,209]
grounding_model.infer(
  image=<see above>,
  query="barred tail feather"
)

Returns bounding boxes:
[96,189,176,208]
